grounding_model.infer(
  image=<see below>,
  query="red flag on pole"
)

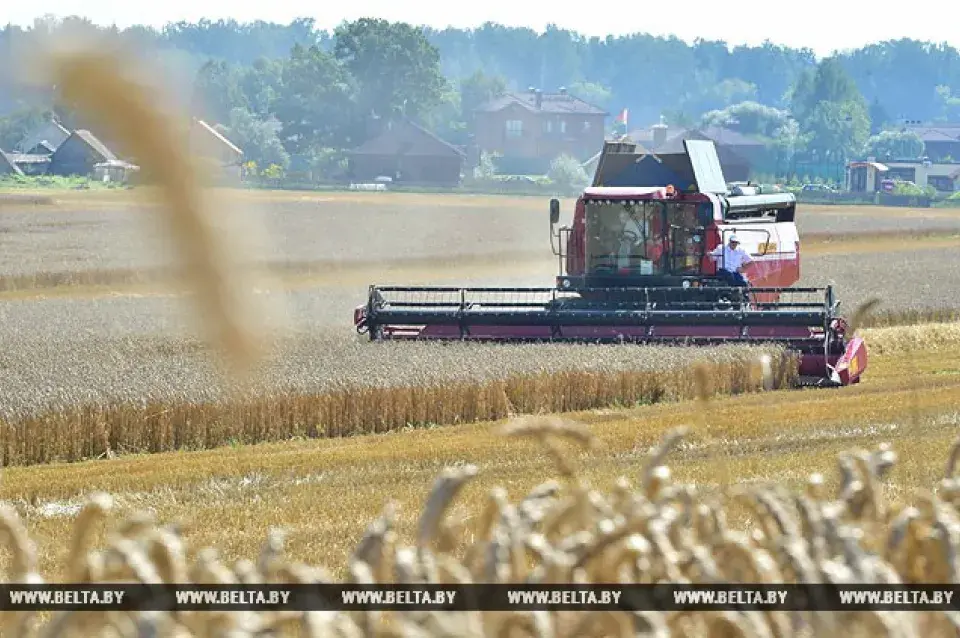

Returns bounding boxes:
[615,108,629,127]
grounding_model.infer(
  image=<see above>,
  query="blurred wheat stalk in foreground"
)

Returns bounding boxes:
[2,420,959,637]
[19,36,272,377]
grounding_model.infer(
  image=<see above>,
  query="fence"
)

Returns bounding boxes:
[240,176,574,198]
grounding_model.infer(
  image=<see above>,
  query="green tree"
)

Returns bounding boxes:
[192,60,249,124]
[804,100,870,161]
[219,108,289,169]
[700,101,790,139]
[791,57,865,123]
[568,81,612,111]
[0,106,55,150]
[473,150,500,180]
[862,130,925,160]
[548,154,589,193]
[868,98,890,135]
[424,86,467,145]
[272,44,354,153]
[771,119,807,173]
[788,57,870,165]
[194,60,250,122]
[239,58,285,118]
[935,86,960,122]
[459,70,506,124]
[333,18,445,121]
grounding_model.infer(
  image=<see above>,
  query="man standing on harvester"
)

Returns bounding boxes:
[710,233,752,287]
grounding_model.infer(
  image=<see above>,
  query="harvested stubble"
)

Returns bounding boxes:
[0,342,793,467]
[2,420,960,637]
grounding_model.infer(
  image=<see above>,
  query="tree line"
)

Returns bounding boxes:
[1,16,959,179]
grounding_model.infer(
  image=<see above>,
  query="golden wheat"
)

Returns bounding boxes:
[0,423,958,636]
[0,344,792,467]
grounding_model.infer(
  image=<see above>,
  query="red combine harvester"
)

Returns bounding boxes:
[354,140,867,387]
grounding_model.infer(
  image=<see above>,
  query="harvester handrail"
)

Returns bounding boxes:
[371,285,830,294]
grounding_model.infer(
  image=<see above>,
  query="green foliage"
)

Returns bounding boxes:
[568,81,612,111]
[771,119,806,167]
[891,181,935,198]
[6,19,960,132]
[935,85,960,122]
[261,163,285,180]
[9,18,960,198]
[299,147,349,180]
[272,44,355,153]
[700,101,791,139]
[547,154,589,193]
[220,108,289,169]
[459,70,506,122]
[0,174,121,190]
[791,57,866,122]
[193,60,250,124]
[789,57,870,164]
[0,107,56,150]
[333,18,446,121]
[868,98,890,135]
[240,58,285,118]
[803,99,870,160]
[473,151,501,180]
[862,130,925,160]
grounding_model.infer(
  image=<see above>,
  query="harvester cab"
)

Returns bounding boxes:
[354,140,867,388]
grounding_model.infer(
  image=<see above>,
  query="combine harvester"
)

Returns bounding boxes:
[353,140,867,387]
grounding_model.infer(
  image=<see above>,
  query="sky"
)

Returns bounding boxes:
[5,1,959,58]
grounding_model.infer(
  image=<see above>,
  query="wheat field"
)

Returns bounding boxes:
[1,344,959,636]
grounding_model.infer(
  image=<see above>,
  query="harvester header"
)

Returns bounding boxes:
[354,140,867,388]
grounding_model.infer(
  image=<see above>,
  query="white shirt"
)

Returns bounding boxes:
[619,216,645,244]
[710,244,752,272]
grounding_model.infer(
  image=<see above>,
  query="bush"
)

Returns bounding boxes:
[469,151,501,182]
[892,181,936,198]
[547,154,589,194]
[0,174,123,190]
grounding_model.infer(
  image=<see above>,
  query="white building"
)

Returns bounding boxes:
[846,158,960,193]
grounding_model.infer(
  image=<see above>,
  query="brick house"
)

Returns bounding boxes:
[473,88,607,175]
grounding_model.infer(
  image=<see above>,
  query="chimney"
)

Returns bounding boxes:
[535,89,543,109]
[652,115,668,148]
[558,86,567,96]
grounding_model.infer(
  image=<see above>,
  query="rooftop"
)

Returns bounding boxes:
[627,125,764,148]
[16,120,70,154]
[351,119,466,158]
[899,123,960,142]
[476,90,607,116]
[194,119,243,157]
[71,130,118,161]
